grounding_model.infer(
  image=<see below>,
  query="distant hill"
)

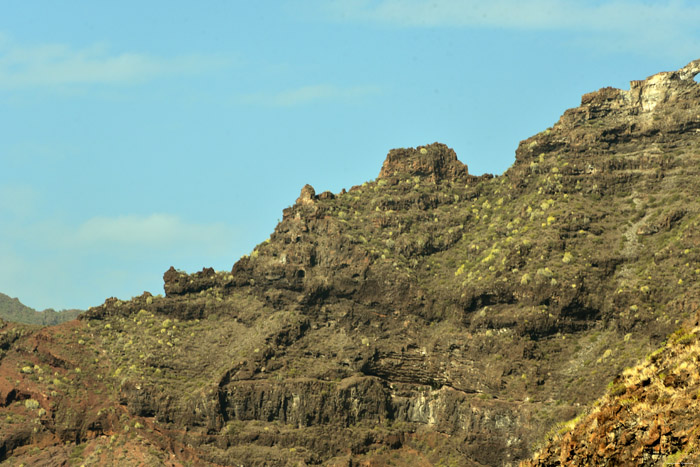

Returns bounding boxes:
[0,293,82,325]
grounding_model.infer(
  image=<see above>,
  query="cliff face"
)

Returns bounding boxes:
[0,60,698,466]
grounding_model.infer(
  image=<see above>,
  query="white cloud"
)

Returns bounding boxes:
[0,36,225,88]
[3,212,238,262]
[0,213,241,310]
[240,84,381,107]
[324,0,699,30]
[323,0,700,57]
[69,214,234,252]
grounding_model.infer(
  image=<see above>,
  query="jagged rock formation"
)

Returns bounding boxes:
[0,60,698,466]
[378,143,470,182]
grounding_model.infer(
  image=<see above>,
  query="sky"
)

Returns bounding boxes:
[2,1,700,311]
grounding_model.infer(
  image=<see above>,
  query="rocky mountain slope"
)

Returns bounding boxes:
[0,293,82,326]
[0,59,698,466]
[525,315,700,466]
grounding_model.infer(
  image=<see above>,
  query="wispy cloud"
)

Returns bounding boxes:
[0,213,240,309]
[240,84,381,107]
[0,35,225,88]
[323,0,700,57]
[0,184,39,219]
[4,212,237,263]
[71,214,234,252]
[324,0,700,30]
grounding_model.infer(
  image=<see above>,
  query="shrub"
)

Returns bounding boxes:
[676,333,696,346]
[647,347,664,363]
[670,328,697,347]
[536,268,554,279]
[24,399,39,410]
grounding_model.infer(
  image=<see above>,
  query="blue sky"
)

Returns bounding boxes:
[2,1,699,311]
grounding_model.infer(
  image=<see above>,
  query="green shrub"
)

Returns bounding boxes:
[24,399,39,410]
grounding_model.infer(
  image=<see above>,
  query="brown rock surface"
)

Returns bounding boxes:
[378,142,470,182]
[524,320,700,466]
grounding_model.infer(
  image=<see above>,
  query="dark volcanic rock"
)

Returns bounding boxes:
[378,142,470,182]
[163,266,221,296]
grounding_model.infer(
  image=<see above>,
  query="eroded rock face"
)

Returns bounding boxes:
[296,184,316,206]
[378,142,469,182]
[508,58,700,203]
[625,58,700,112]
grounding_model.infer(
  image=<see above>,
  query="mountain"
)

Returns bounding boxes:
[0,293,82,326]
[0,59,698,466]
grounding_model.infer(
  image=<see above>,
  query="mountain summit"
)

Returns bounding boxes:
[0,60,698,466]
[378,143,469,182]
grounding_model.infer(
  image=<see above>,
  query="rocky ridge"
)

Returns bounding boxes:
[0,60,697,465]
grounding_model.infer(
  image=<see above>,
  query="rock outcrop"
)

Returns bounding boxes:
[378,142,470,182]
[296,184,317,206]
